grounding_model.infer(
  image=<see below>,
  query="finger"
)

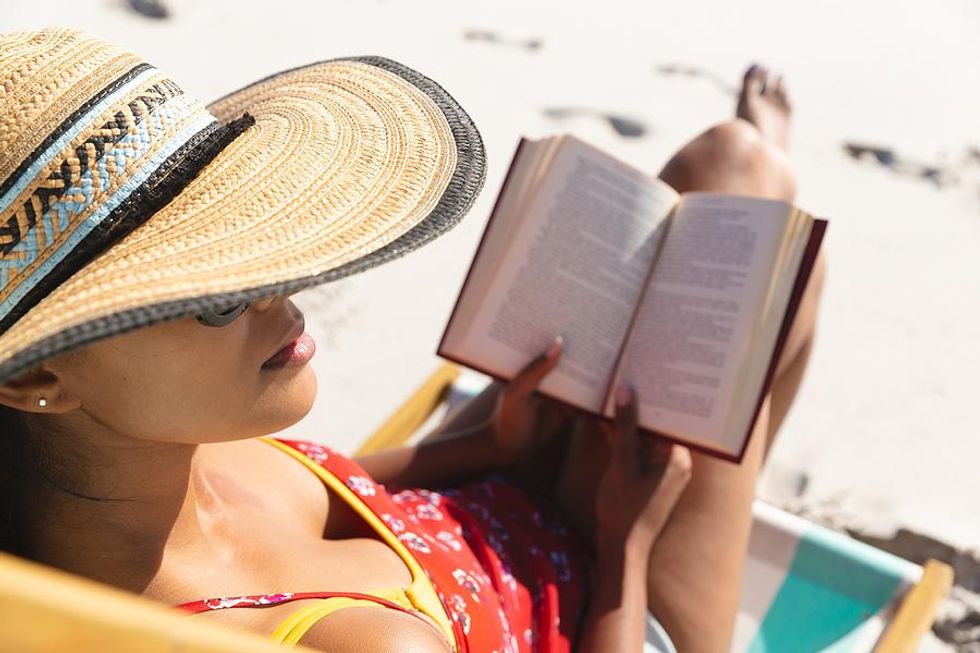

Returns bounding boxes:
[509,335,563,397]
[534,400,566,442]
[611,381,639,463]
[544,395,575,418]
[598,418,613,441]
[636,433,674,474]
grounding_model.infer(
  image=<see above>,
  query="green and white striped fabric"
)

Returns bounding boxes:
[729,501,920,652]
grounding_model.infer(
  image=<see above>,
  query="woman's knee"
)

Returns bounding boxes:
[659,118,796,200]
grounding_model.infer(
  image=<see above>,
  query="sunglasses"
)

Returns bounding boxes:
[195,301,250,327]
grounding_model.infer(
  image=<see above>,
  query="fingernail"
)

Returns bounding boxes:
[546,335,563,358]
[614,382,631,407]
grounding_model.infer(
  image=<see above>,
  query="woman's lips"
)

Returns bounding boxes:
[261,332,316,369]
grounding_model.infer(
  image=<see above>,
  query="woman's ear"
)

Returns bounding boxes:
[0,367,80,414]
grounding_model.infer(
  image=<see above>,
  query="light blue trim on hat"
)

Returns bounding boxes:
[0,110,216,319]
[0,66,159,216]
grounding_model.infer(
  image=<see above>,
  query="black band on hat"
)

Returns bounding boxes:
[0,111,254,336]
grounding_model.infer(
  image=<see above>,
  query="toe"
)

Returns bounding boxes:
[773,75,792,109]
[766,72,783,96]
[742,63,766,94]
[760,67,774,95]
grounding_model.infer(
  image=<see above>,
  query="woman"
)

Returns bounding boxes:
[0,28,824,653]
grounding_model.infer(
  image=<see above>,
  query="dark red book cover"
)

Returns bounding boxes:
[437,137,828,464]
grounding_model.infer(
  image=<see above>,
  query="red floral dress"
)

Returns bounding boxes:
[175,437,592,652]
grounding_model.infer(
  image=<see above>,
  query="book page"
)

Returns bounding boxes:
[440,135,678,413]
[606,193,793,452]
[722,211,815,449]
[442,137,562,342]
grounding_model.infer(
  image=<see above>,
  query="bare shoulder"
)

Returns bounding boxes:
[295,607,453,653]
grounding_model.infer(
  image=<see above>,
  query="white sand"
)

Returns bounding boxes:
[3,0,977,565]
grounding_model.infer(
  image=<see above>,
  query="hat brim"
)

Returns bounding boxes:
[0,56,486,383]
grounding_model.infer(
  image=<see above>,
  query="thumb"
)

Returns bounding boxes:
[510,335,563,398]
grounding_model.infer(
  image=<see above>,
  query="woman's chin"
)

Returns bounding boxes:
[252,364,318,435]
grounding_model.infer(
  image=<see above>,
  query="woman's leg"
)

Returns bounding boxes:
[554,65,827,652]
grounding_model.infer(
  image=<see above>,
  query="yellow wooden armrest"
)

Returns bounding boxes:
[875,559,954,652]
[357,362,461,455]
[0,550,317,653]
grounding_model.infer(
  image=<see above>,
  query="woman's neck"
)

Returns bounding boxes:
[20,426,224,594]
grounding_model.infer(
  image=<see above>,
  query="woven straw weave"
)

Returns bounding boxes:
[0,28,486,382]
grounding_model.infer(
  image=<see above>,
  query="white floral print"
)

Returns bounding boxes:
[380,513,406,534]
[436,530,463,552]
[295,442,329,465]
[398,531,431,554]
[415,503,444,521]
[346,475,376,497]
[203,593,294,610]
[453,568,483,603]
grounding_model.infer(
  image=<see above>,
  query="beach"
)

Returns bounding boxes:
[2,0,978,648]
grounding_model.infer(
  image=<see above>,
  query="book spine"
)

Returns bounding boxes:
[731,217,828,464]
[436,138,530,361]
[596,205,680,417]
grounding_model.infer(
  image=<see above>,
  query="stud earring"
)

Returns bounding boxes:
[38,397,47,408]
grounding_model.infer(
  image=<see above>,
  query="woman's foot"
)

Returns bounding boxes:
[736,64,792,151]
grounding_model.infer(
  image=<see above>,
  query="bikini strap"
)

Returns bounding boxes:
[270,595,429,646]
[176,591,447,648]
[175,591,406,614]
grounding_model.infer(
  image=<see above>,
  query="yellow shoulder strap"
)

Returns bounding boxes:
[258,437,457,650]
[270,597,384,646]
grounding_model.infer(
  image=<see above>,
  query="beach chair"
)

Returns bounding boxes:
[359,363,955,653]
[0,549,319,652]
[0,363,953,653]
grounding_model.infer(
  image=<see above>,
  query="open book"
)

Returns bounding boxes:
[438,134,827,462]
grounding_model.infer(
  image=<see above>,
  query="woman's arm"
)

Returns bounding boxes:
[577,537,653,653]
[353,417,511,488]
[355,338,566,487]
[577,384,693,652]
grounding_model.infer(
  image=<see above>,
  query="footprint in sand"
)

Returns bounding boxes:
[463,29,542,52]
[541,107,649,139]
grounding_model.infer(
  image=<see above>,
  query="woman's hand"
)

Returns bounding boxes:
[491,336,569,462]
[595,382,693,553]
[578,384,691,653]
[355,338,568,488]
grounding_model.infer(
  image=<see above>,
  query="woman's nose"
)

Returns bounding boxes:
[250,294,282,312]
[250,292,298,312]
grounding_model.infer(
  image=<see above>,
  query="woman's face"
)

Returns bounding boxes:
[7,293,317,444]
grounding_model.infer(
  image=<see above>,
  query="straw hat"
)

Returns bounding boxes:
[0,28,486,383]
